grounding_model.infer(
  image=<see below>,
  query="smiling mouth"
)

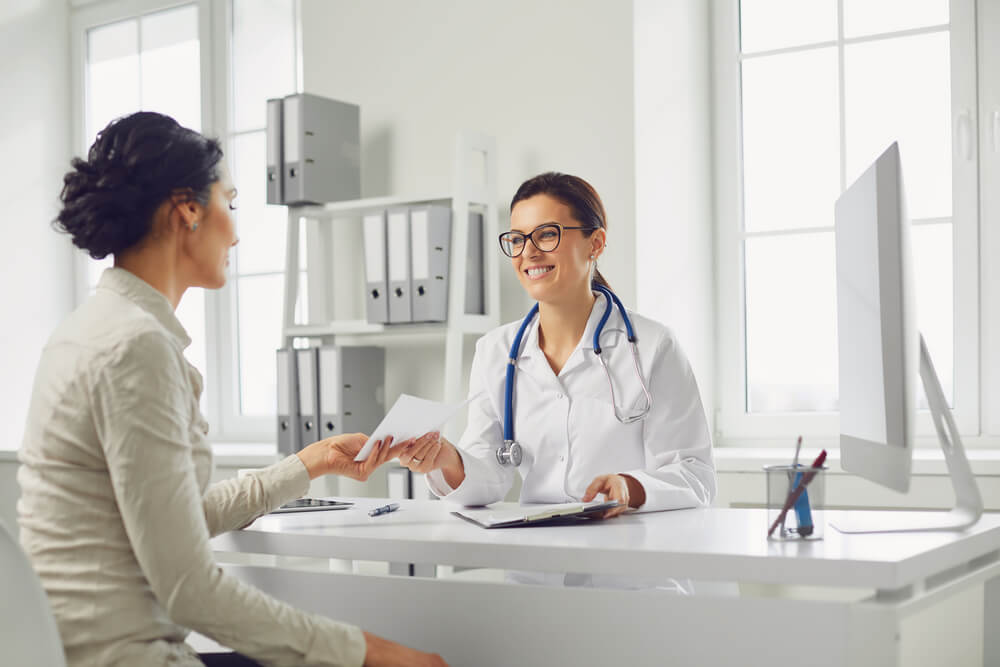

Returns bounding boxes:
[525,266,554,280]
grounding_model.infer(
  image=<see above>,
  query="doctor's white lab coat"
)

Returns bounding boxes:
[426,297,716,511]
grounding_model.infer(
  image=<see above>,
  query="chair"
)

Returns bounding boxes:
[0,518,67,666]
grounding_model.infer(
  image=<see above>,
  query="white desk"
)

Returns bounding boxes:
[211,500,1000,667]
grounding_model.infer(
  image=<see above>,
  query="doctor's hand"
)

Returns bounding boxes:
[363,631,448,666]
[397,432,466,487]
[297,433,407,481]
[582,473,647,518]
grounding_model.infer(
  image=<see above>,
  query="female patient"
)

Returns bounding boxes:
[398,172,715,554]
[17,111,445,667]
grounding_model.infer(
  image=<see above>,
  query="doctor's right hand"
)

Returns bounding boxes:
[363,631,448,666]
[398,431,466,488]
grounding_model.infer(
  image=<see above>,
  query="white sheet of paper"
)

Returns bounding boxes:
[353,393,479,462]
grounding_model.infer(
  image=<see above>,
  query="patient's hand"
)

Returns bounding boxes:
[297,433,407,481]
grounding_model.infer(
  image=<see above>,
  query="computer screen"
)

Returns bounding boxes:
[834,142,918,494]
[832,142,981,533]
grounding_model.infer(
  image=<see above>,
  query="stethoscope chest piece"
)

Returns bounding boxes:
[496,440,522,467]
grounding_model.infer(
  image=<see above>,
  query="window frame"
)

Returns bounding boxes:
[70,0,302,446]
[711,0,981,446]
[980,0,1000,439]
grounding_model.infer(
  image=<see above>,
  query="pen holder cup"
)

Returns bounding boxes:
[764,464,828,541]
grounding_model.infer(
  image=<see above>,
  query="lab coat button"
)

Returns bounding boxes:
[556,393,564,399]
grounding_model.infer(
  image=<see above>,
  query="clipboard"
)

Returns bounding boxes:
[452,501,622,529]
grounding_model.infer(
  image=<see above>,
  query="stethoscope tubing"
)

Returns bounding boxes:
[498,284,653,466]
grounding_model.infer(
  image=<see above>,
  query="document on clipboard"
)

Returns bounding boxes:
[452,501,622,529]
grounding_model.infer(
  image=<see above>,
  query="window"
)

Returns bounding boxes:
[73,0,300,445]
[714,0,979,441]
[217,0,300,439]
[77,3,207,409]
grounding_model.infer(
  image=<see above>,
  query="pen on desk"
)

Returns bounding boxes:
[767,449,827,537]
[369,502,400,517]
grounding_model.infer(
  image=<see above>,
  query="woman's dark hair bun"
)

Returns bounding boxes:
[55,111,223,259]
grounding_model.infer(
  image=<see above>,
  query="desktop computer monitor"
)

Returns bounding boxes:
[832,142,982,533]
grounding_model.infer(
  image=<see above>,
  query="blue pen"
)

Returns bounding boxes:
[368,502,400,517]
[791,468,814,536]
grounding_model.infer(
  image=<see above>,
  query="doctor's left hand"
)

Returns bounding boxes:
[297,433,408,481]
[582,474,647,518]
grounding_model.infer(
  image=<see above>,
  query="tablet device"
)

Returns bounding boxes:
[270,498,354,514]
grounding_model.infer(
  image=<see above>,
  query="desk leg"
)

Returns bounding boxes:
[985,575,1000,666]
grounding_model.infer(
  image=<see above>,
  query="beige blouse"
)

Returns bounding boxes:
[17,267,365,667]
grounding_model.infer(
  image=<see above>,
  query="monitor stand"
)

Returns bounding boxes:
[831,335,983,533]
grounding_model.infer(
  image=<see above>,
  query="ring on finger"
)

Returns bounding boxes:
[411,457,423,463]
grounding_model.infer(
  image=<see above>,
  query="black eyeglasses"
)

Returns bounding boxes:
[498,223,589,258]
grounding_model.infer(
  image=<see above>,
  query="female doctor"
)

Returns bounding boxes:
[397,172,716,520]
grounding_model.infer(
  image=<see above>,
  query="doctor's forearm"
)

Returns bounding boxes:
[440,442,466,489]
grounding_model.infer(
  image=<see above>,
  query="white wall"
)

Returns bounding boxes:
[301,0,636,319]
[0,0,75,526]
[634,0,716,424]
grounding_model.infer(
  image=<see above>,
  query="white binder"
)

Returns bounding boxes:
[409,205,451,322]
[362,210,390,324]
[296,348,319,449]
[386,208,412,323]
[281,93,360,205]
[317,346,386,440]
[276,348,299,454]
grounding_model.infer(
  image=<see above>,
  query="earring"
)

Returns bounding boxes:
[590,255,595,260]
[191,223,199,231]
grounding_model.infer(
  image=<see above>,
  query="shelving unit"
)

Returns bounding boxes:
[279,132,501,415]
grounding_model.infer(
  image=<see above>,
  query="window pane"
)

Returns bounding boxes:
[844,32,952,219]
[231,131,287,273]
[87,20,139,145]
[176,287,208,414]
[140,5,201,131]
[232,0,296,131]
[740,0,836,53]
[237,272,308,416]
[742,49,840,231]
[844,0,949,38]
[912,223,953,408]
[746,232,838,412]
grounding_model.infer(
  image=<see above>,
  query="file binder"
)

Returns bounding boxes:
[276,348,299,455]
[296,348,320,449]
[362,210,390,324]
[409,205,451,322]
[281,93,360,205]
[317,346,385,440]
[265,98,284,205]
[386,209,412,323]
[465,211,485,315]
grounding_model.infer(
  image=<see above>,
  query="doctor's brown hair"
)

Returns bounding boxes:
[509,172,612,291]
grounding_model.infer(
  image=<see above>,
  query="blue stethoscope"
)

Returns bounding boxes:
[496,283,654,467]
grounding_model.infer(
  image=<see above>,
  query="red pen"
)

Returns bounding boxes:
[767,449,827,537]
